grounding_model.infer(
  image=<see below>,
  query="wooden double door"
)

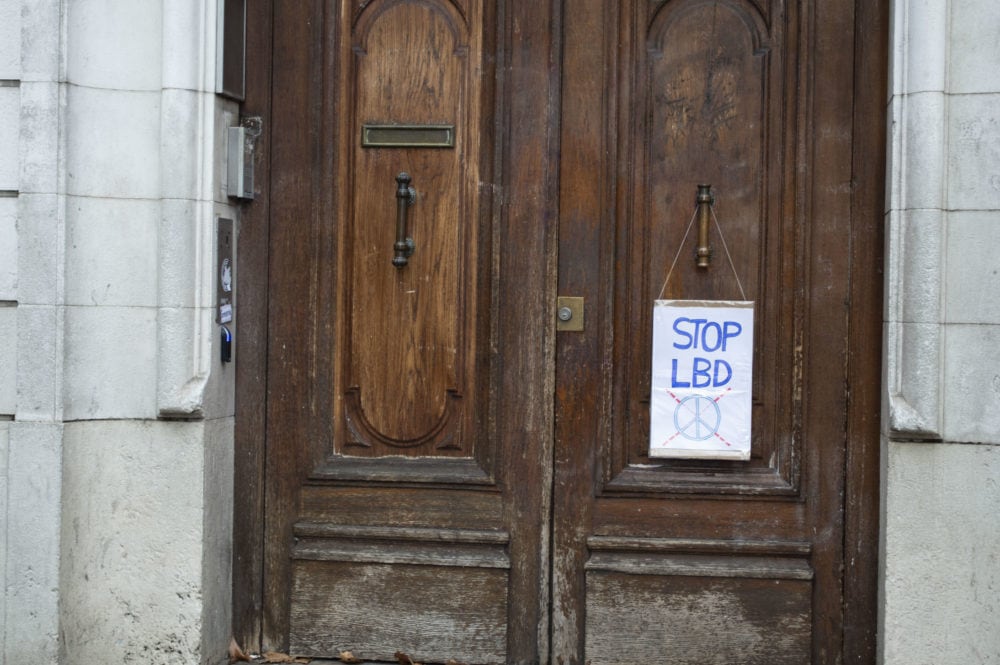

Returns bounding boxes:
[234,0,886,662]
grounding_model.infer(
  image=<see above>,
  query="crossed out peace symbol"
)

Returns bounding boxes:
[673,394,721,441]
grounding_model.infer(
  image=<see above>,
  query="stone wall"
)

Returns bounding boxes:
[882,0,1000,662]
[0,1,238,663]
[2,0,63,659]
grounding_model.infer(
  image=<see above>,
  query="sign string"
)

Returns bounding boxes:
[657,199,748,301]
[657,207,698,300]
[712,205,747,301]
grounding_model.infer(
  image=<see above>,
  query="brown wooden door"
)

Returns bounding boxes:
[234,0,885,663]
[549,0,884,662]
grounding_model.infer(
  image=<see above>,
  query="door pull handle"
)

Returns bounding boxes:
[393,172,416,267]
[695,183,713,268]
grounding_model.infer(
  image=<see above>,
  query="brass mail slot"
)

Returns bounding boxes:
[362,124,455,148]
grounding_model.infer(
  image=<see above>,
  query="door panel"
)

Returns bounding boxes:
[612,0,797,495]
[553,0,871,663]
[345,0,481,454]
[259,0,555,661]
[584,574,812,665]
[240,0,884,661]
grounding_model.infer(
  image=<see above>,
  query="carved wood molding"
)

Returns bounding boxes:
[292,522,510,568]
[602,0,803,495]
[344,386,463,449]
[310,454,494,486]
[585,535,813,580]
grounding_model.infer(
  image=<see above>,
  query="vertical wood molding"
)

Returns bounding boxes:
[232,0,272,648]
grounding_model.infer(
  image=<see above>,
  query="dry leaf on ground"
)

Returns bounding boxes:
[229,638,252,663]
[394,652,422,665]
[262,652,311,664]
[339,651,363,664]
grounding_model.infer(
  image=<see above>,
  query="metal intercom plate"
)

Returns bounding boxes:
[227,126,254,199]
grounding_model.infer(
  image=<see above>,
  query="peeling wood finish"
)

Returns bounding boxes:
[236,0,886,661]
[250,0,554,659]
[552,0,884,662]
[586,535,812,556]
[584,574,812,665]
[231,0,273,648]
[290,561,508,663]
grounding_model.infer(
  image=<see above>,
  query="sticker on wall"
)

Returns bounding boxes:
[217,217,235,324]
[650,300,754,460]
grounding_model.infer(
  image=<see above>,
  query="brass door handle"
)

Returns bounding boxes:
[695,183,713,268]
[393,172,416,267]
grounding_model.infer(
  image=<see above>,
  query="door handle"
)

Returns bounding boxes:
[393,172,416,267]
[695,183,713,268]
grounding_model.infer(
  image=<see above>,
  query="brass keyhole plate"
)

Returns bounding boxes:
[556,296,585,332]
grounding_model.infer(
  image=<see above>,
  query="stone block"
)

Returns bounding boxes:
[945,211,1000,325]
[948,0,1000,94]
[160,87,209,201]
[65,86,160,199]
[0,196,16,299]
[0,1,20,79]
[65,196,159,308]
[16,192,63,306]
[899,91,947,211]
[63,305,157,420]
[884,319,942,440]
[942,323,1000,444]
[0,305,15,415]
[159,198,216,309]
[156,305,213,419]
[19,0,61,81]
[163,0,213,92]
[0,421,7,647]
[18,80,61,195]
[66,0,162,91]
[893,0,947,95]
[885,97,902,214]
[885,207,943,325]
[15,304,59,420]
[60,419,207,664]
[4,421,62,663]
[883,441,1000,664]
[947,93,1000,211]
[0,85,19,190]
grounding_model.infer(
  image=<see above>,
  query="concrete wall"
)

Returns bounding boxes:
[882,0,1000,662]
[1,1,239,662]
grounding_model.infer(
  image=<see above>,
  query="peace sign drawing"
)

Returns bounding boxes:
[673,394,722,441]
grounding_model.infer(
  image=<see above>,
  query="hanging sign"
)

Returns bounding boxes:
[649,300,754,460]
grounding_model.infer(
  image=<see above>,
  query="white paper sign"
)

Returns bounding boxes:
[650,300,754,460]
